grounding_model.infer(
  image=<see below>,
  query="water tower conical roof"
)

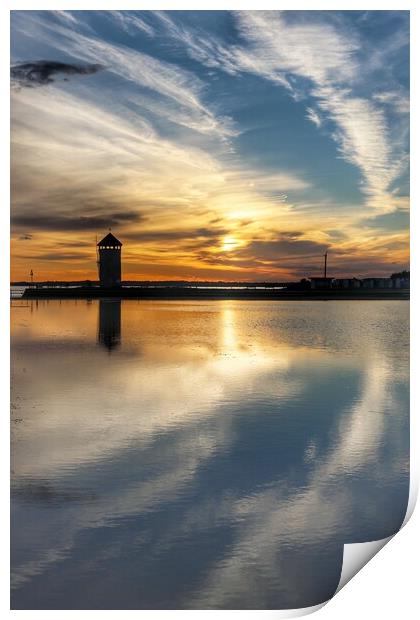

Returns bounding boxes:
[97,232,122,246]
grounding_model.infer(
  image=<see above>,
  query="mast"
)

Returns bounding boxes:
[324,252,328,278]
[96,234,100,280]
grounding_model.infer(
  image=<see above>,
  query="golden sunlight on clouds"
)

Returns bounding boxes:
[10,9,409,282]
[10,72,409,282]
[10,88,319,281]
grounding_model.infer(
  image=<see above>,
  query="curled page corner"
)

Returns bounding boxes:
[286,602,327,617]
[267,602,327,618]
[402,478,418,527]
[335,535,393,595]
[333,476,416,598]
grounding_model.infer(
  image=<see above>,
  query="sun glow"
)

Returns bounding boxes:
[221,236,241,252]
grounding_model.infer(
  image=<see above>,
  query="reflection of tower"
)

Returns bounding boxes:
[98,299,121,351]
[97,232,122,288]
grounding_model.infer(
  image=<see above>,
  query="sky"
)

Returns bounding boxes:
[10,10,409,281]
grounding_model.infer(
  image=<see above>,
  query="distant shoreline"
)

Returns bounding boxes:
[21,286,409,301]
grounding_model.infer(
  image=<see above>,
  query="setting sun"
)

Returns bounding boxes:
[221,236,241,252]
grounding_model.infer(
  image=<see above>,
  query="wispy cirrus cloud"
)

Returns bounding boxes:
[306,107,322,128]
[11,11,236,140]
[233,11,358,86]
[11,85,224,218]
[234,11,405,210]
[105,10,155,38]
[157,10,408,212]
[12,210,143,232]
[314,87,397,207]
[373,90,410,115]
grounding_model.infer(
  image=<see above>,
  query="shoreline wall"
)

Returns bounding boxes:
[22,287,410,301]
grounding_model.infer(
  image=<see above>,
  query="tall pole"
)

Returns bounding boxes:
[30,269,33,287]
[324,252,327,279]
[96,234,100,281]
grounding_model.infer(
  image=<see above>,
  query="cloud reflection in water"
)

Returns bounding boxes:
[11,300,409,609]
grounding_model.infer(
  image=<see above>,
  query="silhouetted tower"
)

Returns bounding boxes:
[324,252,328,278]
[97,232,122,288]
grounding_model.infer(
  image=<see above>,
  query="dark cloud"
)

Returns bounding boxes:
[165,234,331,273]
[325,229,348,241]
[18,233,32,240]
[123,226,228,244]
[33,252,92,261]
[124,230,195,242]
[57,240,93,248]
[238,236,329,263]
[11,60,104,88]
[273,231,305,239]
[12,211,143,232]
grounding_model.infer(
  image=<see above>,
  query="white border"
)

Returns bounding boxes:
[2,2,417,618]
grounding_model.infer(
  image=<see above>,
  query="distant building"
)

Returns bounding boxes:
[97,232,122,288]
[360,277,411,289]
[391,277,410,289]
[362,277,393,289]
[310,277,334,289]
[309,274,409,291]
[333,278,361,289]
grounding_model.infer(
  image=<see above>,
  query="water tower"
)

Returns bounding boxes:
[97,232,122,287]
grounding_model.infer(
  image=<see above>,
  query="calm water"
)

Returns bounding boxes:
[11,300,409,610]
